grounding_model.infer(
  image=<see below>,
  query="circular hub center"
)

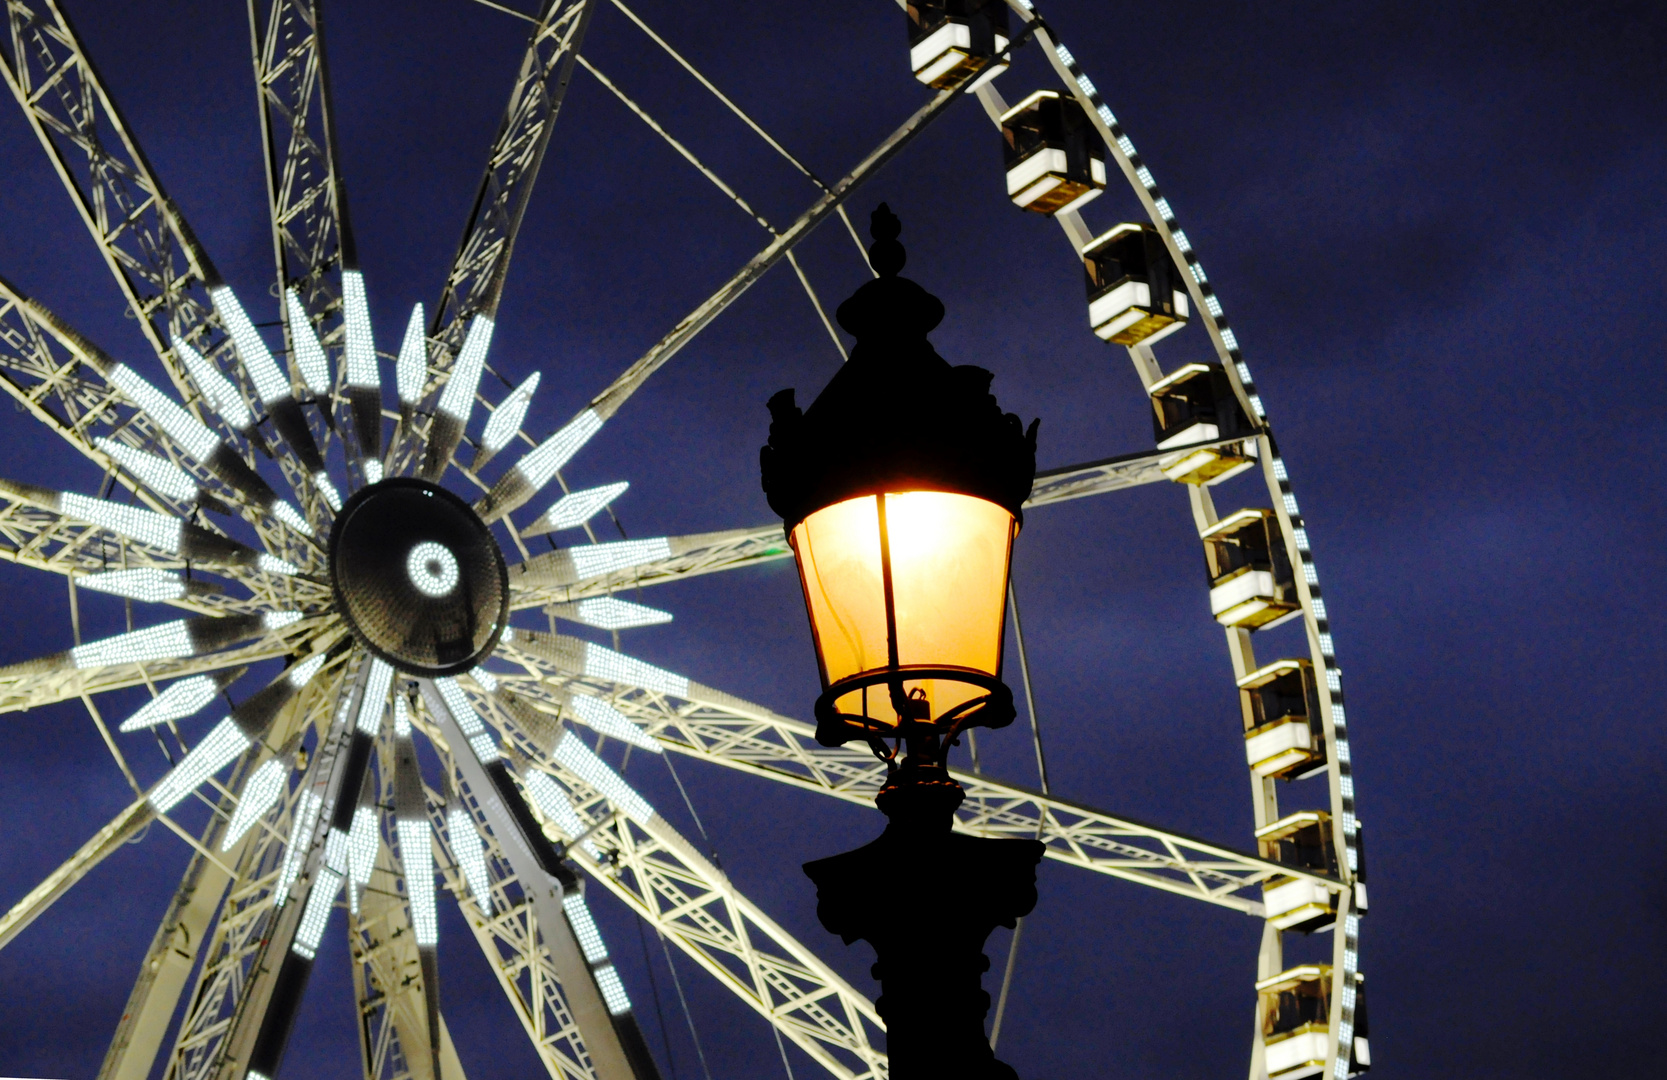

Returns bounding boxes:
[330,477,509,676]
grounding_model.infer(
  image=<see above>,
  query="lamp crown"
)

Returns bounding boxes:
[835,204,945,341]
[761,205,1038,533]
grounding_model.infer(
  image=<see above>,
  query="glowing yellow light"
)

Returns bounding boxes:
[791,491,1016,729]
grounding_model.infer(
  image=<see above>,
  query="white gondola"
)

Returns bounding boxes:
[1147,362,1257,485]
[999,90,1106,215]
[1238,658,1325,779]
[1256,965,1332,1079]
[1083,223,1189,345]
[1257,811,1339,933]
[906,0,1010,89]
[1200,508,1301,629]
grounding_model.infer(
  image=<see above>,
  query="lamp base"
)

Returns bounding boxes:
[804,775,1045,1079]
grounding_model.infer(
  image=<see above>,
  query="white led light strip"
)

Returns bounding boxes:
[275,788,322,904]
[80,568,185,605]
[520,767,603,859]
[480,371,540,455]
[171,335,252,432]
[593,964,632,1016]
[272,500,314,538]
[446,806,493,915]
[582,642,688,697]
[209,285,291,406]
[148,717,251,813]
[221,757,288,850]
[257,553,300,576]
[62,492,183,553]
[561,892,610,964]
[513,408,603,491]
[570,537,672,579]
[538,480,629,532]
[357,659,394,735]
[283,289,331,396]
[568,694,660,753]
[119,674,218,732]
[342,270,377,389]
[397,817,437,946]
[292,865,343,960]
[435,677,498,762]
[435,315,494,421]
[107,365,221,464]
[551,732,653,824]
[347,804,379,913]
[396,303,428,406]
[94,438,198,502]
[72,620,194,669]
[571,596,672,631]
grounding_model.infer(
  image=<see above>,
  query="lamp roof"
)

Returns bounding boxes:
[761,204,1038,531]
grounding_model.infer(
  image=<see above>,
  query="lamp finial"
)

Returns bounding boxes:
[868,203,906,277]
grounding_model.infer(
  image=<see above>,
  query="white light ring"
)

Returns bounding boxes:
[406,542,460,597]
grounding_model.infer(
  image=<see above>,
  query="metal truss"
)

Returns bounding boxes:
[0,492,326,613]
[507,526,791,610]
[98,791,243,1080]
[348,715,451,1080]
[407,0,593,442]
[418,742,603,1080]
[0,500,258,617]
[492,635,1336,916]
[1,0,324,533]
[502,443,1207,610]
[455,689,889,1080]
[0,793,150,951]
[0,276,210,523]
[249,0,345,322]
[167,658,361,1080]
[1025,440,1250,508]
[0,276,317,560]
[0,619,334,714]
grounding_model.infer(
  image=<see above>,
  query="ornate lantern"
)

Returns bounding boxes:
[761,204,1038,796]
[764,205,1045,1080]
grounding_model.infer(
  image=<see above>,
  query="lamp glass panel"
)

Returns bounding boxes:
[792,491,1016,728]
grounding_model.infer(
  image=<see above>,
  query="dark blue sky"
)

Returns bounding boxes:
[1,1,1663,1077]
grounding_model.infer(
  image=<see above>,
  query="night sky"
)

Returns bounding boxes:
[1,1,1663,1078]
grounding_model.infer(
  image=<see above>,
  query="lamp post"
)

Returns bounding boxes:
[761,205,1044,1080]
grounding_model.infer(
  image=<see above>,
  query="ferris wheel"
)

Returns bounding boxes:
[0,1,1369,1079]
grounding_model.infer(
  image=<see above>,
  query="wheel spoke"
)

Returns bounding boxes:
[421,677,641,1080]
[494,631,1339,914]
[157,665,345,1080]
[0,0,325,524]
[472,49,1009,526]
[0,276,318,556]
[0,793,150,952]
[459,683,886,1080]
[347,715,446,1080]
[0,615,330,714]
[389,0,597,478]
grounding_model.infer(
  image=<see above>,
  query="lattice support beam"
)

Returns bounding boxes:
[503,443,1205,609]
[1,0,325,530]
[491,635,1339,915]
[452,685,888,1080]
[0,619,336,714]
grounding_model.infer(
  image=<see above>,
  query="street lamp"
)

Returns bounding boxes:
[761,204,1045,1079]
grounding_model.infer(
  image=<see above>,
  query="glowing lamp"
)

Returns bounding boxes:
[761,204,1038,795]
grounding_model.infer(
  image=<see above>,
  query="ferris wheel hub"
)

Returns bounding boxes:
[329,477,509,676]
